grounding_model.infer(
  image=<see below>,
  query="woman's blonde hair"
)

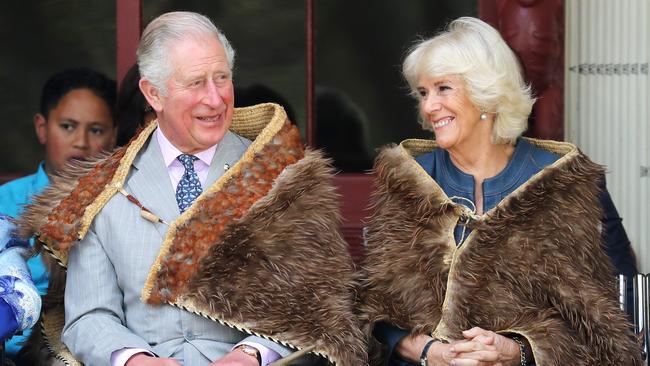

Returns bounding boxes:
[403,17,534,144]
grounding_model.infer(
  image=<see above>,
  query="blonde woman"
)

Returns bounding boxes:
[362,17,640,366]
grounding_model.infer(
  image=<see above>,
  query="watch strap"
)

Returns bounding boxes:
[511,335,528,366]
[419,338,439,366]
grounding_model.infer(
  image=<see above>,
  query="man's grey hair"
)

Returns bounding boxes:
[137,11,235,95]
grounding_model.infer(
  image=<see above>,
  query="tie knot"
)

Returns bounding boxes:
[177,154,198,171]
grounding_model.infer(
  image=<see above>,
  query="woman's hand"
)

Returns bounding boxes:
[448,327,521,366]
[396,334,457,365]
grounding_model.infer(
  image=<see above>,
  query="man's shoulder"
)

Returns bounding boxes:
[225,130,252,149]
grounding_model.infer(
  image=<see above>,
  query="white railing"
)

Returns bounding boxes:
[621,274,649,361]
[566,0,650,271]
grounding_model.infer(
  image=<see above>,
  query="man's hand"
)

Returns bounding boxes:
[209,349,260,366]
[125,353,182,365]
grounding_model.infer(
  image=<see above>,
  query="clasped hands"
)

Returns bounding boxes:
[396,327,521,366]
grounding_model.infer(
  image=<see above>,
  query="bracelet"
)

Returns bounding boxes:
[511,335,527,366]
[419,338,439,366]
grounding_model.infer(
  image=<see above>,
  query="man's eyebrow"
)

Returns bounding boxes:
[183,69,208,79]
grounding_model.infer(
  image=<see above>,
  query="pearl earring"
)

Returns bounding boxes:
[480,112,488,121]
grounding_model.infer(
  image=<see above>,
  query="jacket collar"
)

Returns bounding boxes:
[439,138,534,195]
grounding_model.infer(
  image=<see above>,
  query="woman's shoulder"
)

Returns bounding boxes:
[414,148,445,172]
[518,138,562,170]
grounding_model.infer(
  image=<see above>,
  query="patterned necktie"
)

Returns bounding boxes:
[175,154,202,212]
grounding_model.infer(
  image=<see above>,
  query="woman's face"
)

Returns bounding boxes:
[417,74,486,152]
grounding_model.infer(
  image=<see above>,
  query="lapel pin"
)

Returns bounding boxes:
[224,163,230,171]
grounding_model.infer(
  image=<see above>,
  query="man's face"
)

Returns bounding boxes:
[35,88,116,174]
[147,35,234,154]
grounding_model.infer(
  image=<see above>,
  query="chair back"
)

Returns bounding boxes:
[620,274,649,363]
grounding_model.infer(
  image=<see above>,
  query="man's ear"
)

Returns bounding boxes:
[139,78,164,113]
[34,113,48,145]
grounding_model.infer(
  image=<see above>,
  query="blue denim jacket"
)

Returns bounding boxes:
[416,138,559,246]
[374,138,636,365]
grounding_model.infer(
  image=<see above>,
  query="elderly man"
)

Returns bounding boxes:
[19,11,365,366]
[64,12,271,366]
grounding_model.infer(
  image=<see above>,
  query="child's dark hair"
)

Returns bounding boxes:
[39,67,116,120]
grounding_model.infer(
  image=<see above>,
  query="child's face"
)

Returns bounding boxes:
[35,88,116,174]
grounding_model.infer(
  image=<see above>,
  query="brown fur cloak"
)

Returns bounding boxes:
[360,138,642,366]
[18,103,367,366]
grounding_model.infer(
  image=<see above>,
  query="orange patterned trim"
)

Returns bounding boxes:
[144,122,304,304]
[38,148,127,250]
[37,120,158,251]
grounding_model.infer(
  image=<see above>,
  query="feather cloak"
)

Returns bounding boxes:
[18,103,367,366]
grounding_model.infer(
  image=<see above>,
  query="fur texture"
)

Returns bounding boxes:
[360,142,642,366]
[183,148,367,365]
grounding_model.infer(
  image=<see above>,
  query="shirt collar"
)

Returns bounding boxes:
[156,127,217,168]
[35,161,50,187]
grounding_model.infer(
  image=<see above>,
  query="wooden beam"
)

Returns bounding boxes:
[116,0,142,87]
[305,0,314,146]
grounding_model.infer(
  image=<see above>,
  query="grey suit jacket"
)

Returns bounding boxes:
[62,130,292,366]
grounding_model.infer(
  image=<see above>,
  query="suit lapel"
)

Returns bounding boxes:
[126,131,179,238]
[122,130,248,238]
[205,131,246,187]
